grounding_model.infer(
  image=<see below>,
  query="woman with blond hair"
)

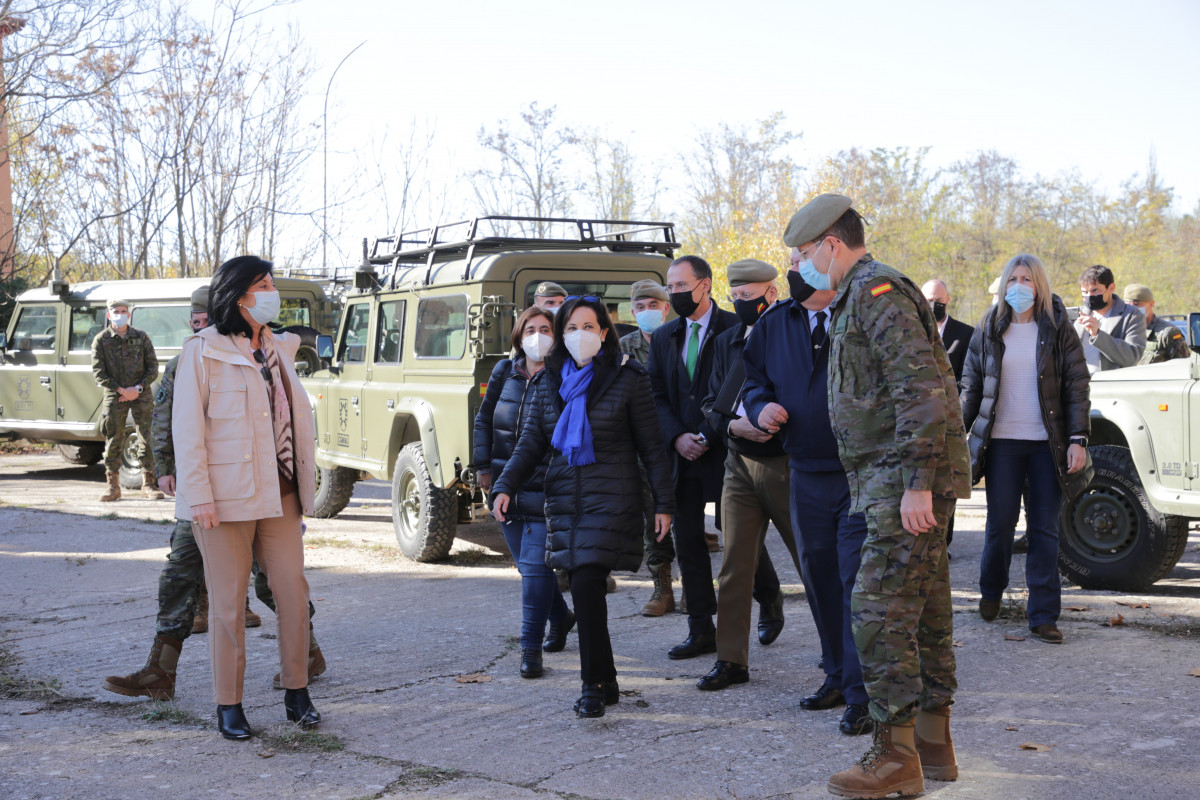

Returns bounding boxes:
[960,254,1091,644]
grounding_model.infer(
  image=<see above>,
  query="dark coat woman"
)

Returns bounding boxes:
[960,253,1091,644]
[492,296,674,717]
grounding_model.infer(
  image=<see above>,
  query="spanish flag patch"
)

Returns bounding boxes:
[870,282,893,297]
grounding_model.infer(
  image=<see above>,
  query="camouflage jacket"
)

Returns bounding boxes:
[151,355,179,480]
[91,326,158,397]
[619,329,652,366]
[1139,316,1190,365]
[827,254,971,513]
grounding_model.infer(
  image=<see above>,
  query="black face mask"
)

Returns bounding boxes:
[669,288,700,319]
[733,295,770,327]
[786,270,816,304]
[932,301,947,322]
[1084,294,1107,312]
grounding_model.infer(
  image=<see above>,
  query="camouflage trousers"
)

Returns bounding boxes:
[852,496,957,725]
[101,395,155,474]
[156,519,315,640]
[640,469,675,568]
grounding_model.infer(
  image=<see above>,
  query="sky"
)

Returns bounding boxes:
[224,0,1200,262]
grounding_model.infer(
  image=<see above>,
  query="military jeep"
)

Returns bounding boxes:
[1058,313,1200,591]
[0,276,336,488]
[300,215,678,561]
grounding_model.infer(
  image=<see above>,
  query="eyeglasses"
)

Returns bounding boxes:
[252,349,273,383]
[797,238,827,261]
[565,295,601,303]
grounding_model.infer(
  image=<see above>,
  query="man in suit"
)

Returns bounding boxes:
[921,279,974,389]
[649,255,738,660]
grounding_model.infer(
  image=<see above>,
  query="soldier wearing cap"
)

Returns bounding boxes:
[781,194,970,797]
[533,281,567,312]
[619,279,678,615]
[692,258,796,692]
[1123,283,1189,364]
[91,297,161,501]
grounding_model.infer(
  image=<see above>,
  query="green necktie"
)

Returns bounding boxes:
[686,321,701,381]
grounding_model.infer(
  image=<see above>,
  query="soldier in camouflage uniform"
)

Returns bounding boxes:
[102,286,327,702]
[782,195,971,799]
[618,279,678,615]
[91,298,162,501]
[1123,284,1190,365]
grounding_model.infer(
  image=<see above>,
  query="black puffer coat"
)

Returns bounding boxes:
[959,294,1091,492]
[493,353,675,572]
[472,358,546,522]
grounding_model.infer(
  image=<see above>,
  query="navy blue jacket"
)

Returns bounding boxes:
[472,357,546,522]
[741,299,843,472]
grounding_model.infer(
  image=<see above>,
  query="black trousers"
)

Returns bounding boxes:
[675,477,717,634]
[571,564,615,685]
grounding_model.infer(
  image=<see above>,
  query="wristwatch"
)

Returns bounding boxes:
[135,384,144,394]
[1070,436,1088,448]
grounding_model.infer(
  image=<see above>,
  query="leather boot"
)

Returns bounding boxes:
[217,703,252,740]
[575,682,606,718]
[244,596,261,628]
[141,470,165,500]
[915,705,958,781]
[520,648,544,678]
[99,471,121,502]
[102,634,181,701]
[641,562,676,617]
[274,626,328,689]
[284,687,321,728]
[828,721,924,798]
[544,610,575,652]
[192,589,209,634]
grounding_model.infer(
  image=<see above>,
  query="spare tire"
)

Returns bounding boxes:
[1058,445,1190,591]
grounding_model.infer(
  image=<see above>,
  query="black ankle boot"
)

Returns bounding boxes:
[283,687,321,728]
[575,682,605,718]
[216,703,252,740]
[520,648,544,678]
[544,610,576,653]
[574,679,619,712]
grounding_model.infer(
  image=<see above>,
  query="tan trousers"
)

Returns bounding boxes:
[193,478,310,705]
[716,451,797,667]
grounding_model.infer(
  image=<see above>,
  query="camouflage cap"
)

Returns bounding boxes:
[629,279,668,302]
[534,281,567,298]
[190,285,211,313]
[1122,283,1153,303]
[783,193,854,247]
[106,298,130,311]
[988,276,1002,295]
[727,258,778,287]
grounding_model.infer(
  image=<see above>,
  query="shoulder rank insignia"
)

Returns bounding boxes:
[870,282,894,297]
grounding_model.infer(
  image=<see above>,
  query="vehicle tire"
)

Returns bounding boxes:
[1058,445,1191,591]
[312,465,357,518]
[391,442,456,562]
[118,424,144,489]
[293,344,322,377]
[57,442,103,466]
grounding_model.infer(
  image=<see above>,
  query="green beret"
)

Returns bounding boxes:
[1122,283,1153,303]
[726,258,778,287]
[629,279,668,302]
[106,298,130,310]
[190,285,210,313]
[534,281,566,298]
[783,193,854,248]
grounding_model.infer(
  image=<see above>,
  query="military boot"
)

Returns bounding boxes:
[244,596,261,628]
[915,705,958,781]
[192,589,209,634]
[101,634,182,701]
[827,721,924,799]
[99,471,121,502]
[141,470,165,500]
[641,562,676,617]
[274,626,329,689]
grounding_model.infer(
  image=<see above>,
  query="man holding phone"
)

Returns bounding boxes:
[1075,264,1146,373]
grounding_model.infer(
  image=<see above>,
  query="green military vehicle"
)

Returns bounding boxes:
[302,215,679,561]
[0,276,336,488]
[1058,313,1200,591]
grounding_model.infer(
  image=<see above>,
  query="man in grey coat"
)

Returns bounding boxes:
[1075,264,1146,373]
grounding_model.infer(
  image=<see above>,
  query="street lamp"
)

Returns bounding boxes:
[323,40,365,274]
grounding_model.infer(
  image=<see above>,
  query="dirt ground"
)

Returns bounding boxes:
[1,450,1199,800]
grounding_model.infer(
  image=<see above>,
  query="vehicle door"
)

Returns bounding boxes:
[58,304,109,430]
[0,304,60,424]
[361,298,405,469]
[324,300,372,464]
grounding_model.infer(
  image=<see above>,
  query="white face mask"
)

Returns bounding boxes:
[109,313,129,328]
[521,332,553,363]
[563,329,602,364]
[242,289,281,325]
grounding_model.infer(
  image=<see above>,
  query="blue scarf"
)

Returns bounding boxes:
[551,358,596,466]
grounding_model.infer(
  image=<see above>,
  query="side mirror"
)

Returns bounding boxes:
[316,334,334,359]
[1188,312,1200,353]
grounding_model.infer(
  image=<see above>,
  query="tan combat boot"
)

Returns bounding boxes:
[828,721,924,799]
[641,562,676,616]
[101,634,182,701]
[244,596,262,628]
[915,705,958,781]
[274,626,329,689]
[192,589,209,634]
[99,471,121,502]
[141,470,165,500]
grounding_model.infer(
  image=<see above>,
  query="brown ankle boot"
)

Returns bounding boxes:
[915,705,958,781]
[274,627,328,689]
[828,721,924,798]
[99,471,121,502]
[141,470,165,499]
[244,597,261,628]
[641,562,676,617]
[192,589,209,634]
[102,634,181,701]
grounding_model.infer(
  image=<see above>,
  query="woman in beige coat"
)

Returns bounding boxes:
[173,255,319,739]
